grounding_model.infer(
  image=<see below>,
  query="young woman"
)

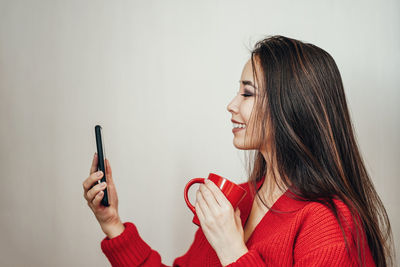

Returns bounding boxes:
[83,35,394,266]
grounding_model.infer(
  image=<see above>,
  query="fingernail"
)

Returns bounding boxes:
[100,182,106,187]
[97,171,103,177]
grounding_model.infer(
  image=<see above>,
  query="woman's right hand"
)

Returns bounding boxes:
[83,153,125,238]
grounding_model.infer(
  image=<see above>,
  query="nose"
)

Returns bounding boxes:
[227,95,239,114]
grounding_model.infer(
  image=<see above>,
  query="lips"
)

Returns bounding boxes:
[231,119,245,124]
[232,127,245,133]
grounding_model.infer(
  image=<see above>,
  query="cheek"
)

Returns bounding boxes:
[239,101,254,123]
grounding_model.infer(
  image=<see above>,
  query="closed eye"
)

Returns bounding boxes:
[241,93,252,97]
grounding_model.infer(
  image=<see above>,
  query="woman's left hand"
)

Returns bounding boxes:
[195,179,249,266]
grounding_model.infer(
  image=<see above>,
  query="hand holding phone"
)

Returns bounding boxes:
[94,125,109,206]
[82,125,124,238]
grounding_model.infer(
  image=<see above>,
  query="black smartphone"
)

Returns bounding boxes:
[94,125,110,207]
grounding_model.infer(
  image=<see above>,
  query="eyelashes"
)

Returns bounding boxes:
[241,89,253,97]
[241,93,252,97]
[237,88,254,98]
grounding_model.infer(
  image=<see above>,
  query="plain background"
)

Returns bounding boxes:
[0,0,398,266]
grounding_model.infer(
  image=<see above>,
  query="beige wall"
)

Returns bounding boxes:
[0,0,398,266]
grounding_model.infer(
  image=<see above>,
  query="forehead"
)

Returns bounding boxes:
[240,59,261,88]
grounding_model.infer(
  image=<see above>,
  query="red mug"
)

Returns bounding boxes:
[184,173,247,226]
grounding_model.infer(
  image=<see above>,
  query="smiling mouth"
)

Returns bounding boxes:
[232,122,246,129]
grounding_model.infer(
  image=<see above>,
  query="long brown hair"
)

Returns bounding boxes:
[243,35,394,266]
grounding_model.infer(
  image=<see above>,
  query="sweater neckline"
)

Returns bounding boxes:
[243,175,305,245]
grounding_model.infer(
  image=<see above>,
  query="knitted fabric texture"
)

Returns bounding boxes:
[100,176,375,266]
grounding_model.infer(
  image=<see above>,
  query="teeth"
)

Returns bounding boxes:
[233,123,246,128]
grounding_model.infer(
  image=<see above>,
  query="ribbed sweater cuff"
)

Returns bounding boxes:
[101,222,152,266]
[225,249,265,266]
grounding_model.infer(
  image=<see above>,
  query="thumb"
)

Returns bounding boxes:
[236,208,241,216]
[105,159,114,184]
[105,158,117,204]
[234,208,242,226]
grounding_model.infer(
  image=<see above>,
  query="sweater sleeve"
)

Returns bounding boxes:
[100,222,172,267]
[224,249,267,266]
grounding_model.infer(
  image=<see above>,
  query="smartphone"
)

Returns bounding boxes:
[94,125,110,207]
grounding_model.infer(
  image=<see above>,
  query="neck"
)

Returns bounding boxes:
[257,149,287,208]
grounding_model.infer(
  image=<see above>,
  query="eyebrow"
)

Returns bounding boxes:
[239,80,258,89]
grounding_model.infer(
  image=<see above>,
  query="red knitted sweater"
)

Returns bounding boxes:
[100,176,375,266]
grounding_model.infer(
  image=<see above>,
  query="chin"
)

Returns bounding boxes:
[233,139,252,150]
[233,133,260,150]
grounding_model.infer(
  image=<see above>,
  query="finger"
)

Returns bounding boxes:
[83,172,104,196]
[91,190,104,208]
[196,189,213,219]
[204,180,230,208]
[90,152,98,175]
[195,198,205,224]
[199,184,220,216]
[86,181,107,202]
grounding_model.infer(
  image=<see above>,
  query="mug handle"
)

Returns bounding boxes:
[184,178,205,213]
